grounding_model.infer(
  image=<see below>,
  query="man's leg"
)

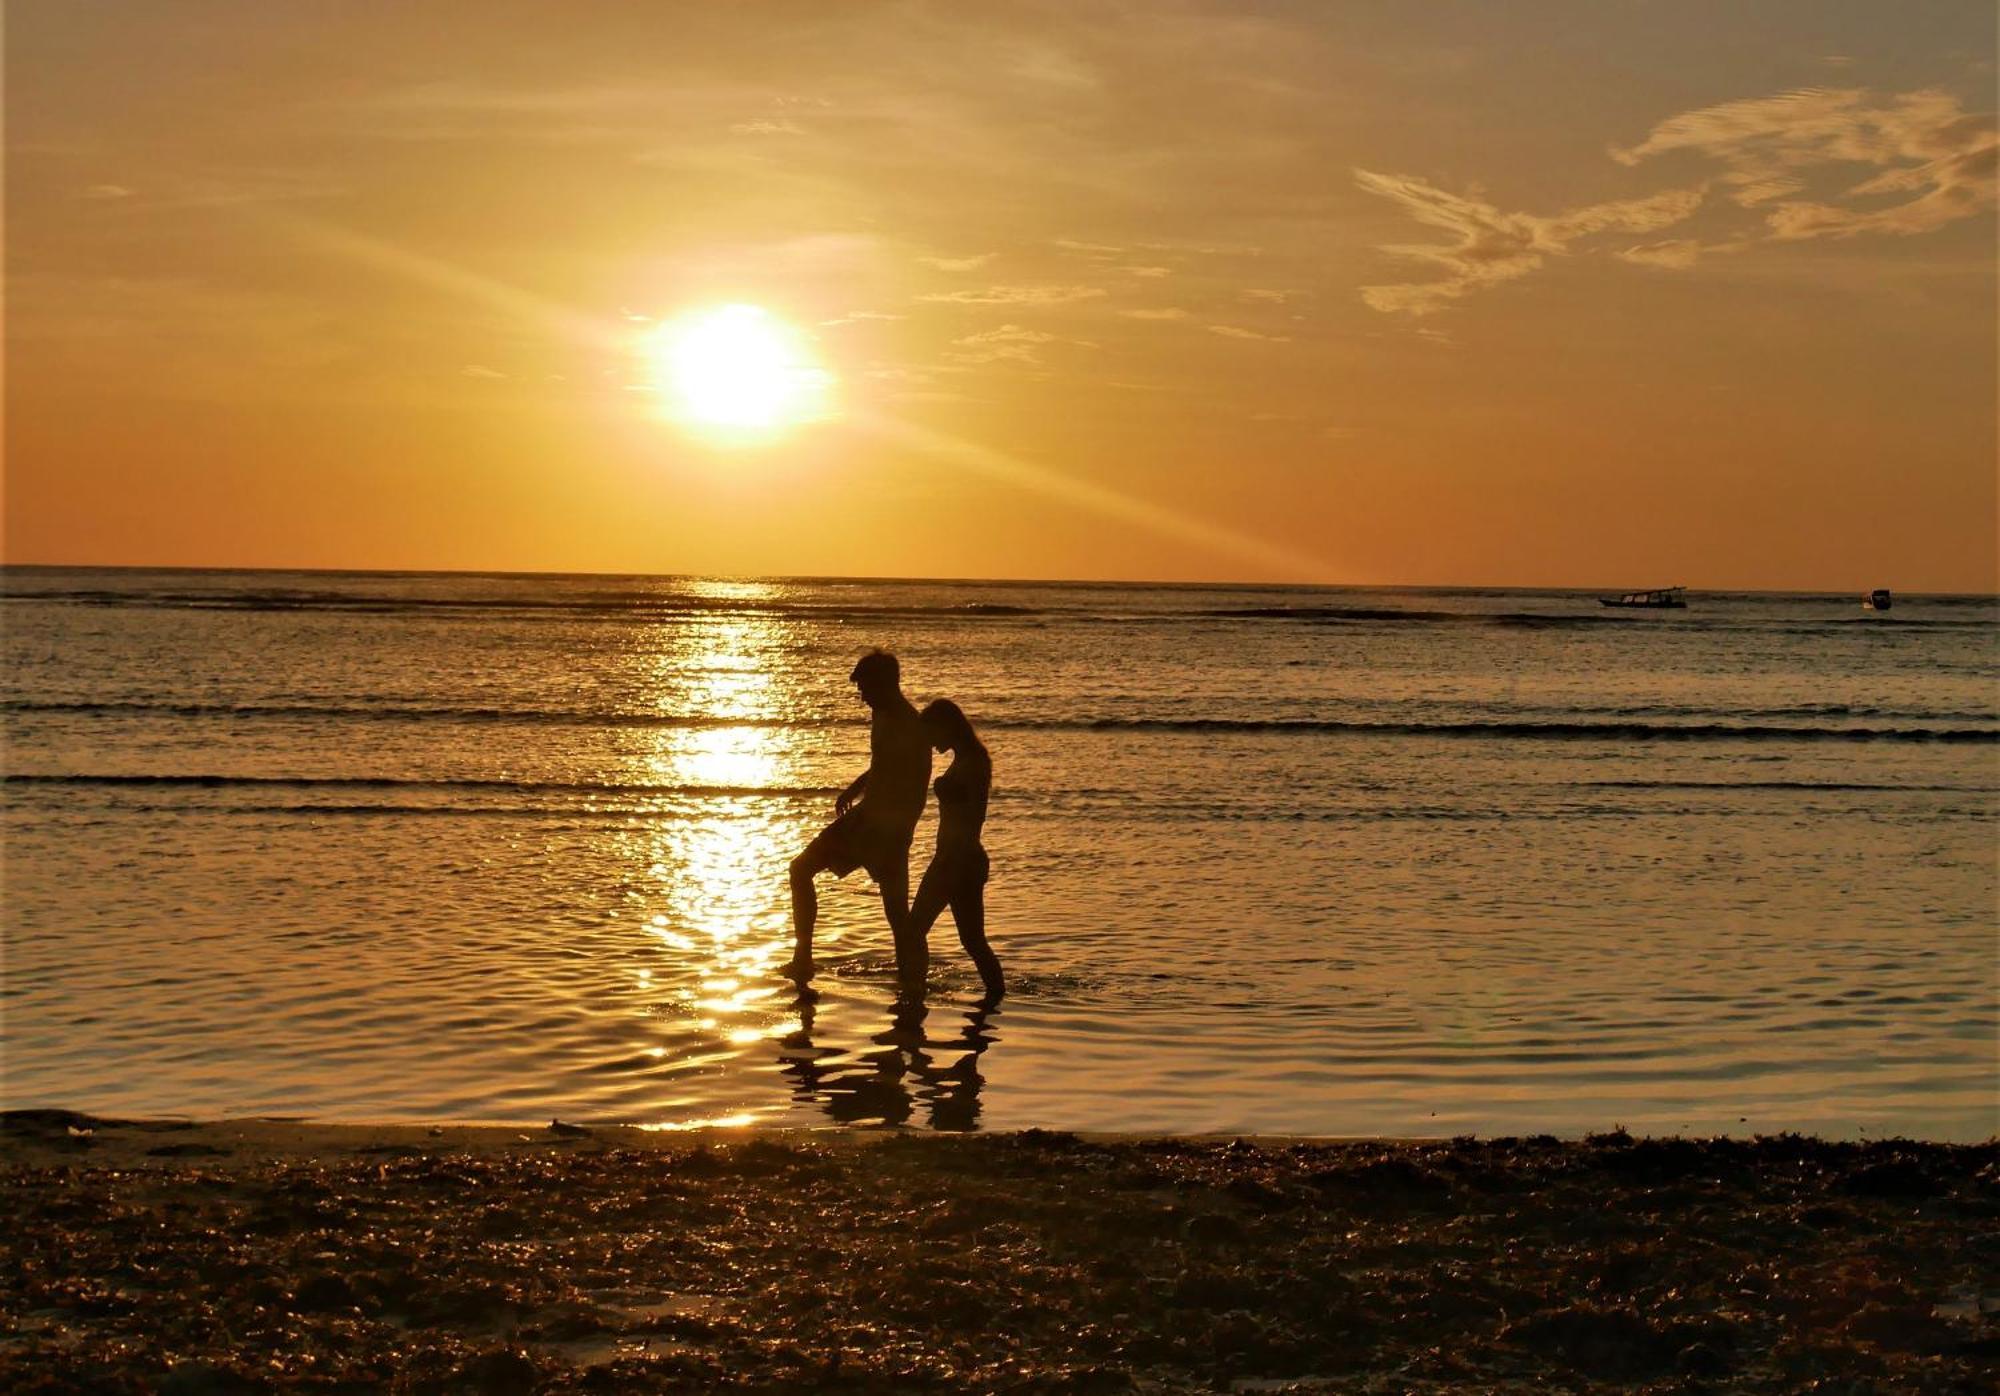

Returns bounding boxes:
[907,858,951,941]
[878,860,925,995]
[788,845,833,978]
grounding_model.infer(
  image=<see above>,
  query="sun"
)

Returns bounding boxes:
[645,304,833,441]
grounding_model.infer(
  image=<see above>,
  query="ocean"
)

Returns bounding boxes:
[3,568,1994,1138]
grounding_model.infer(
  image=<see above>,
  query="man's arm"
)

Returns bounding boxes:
[834,770,870,817]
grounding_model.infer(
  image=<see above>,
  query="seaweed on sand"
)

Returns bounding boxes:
[1,1120,1995,1393]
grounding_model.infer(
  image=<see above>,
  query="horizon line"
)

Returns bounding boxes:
[1,559,1992,599]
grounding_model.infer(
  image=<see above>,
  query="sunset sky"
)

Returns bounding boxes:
[6,1,1995,589]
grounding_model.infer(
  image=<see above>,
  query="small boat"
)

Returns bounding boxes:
[1599,586,1687,609]
[1863,588,1892,611]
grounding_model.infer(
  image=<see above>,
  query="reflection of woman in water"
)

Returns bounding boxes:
[909,699,1004,999]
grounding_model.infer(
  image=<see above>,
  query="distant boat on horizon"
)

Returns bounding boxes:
[1600,586,1687,609]
[1864,588,1893,611]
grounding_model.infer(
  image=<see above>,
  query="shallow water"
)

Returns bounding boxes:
[4,570,1995,1137]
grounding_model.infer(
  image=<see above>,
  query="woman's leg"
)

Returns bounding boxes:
[950,878,1004,1000]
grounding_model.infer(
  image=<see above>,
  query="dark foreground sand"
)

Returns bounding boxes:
[3,1112,1994,1394]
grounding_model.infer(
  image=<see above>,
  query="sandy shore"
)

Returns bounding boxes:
[3,1111,1994,1393]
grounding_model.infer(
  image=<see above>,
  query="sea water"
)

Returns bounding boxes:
[3,570,1994,1137]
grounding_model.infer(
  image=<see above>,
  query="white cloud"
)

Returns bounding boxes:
[1242,288,1302,303]
[1208,324,1291,342]
[1119,307,1191,321]
[1122,265,1172,278]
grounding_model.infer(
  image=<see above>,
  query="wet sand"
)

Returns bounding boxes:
[3,1111,1994,1393]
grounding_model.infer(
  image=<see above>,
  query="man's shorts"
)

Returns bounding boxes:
[804,808,914,881]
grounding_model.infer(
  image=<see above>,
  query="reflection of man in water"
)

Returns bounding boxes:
[776,992,997,1131]
[787,650,932,989]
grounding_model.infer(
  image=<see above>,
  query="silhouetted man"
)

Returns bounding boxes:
[787,650,932,990]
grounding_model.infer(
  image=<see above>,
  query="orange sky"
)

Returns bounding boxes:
[5,2,1995,589]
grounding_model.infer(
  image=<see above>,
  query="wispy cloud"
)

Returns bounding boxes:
[350,81,659,115]
[919,253,995,272]
[1242,288,1301,303]
[1357,85,1993,314]
[864,364,946,385]
[1615,238,1709,270]
[918,284,1108,306]
[729,119,804,136]
[947,323,1097,366]
[1613,87,1997,242]
[1122,265,1172,278]
[1131,239,1265,258]
[1208,324,1291,342]
[1355,170,1703,315]
[1053,238,1125,257]
[819,310,906,327]
[1120,307,1190,321]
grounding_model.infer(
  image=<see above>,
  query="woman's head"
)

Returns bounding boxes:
[920,698,977,753]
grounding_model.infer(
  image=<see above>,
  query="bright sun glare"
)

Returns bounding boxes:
[647,304,833,441]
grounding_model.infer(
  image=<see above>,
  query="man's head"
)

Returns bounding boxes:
[849,649,901,707]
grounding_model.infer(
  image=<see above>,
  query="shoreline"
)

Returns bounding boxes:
[0,1111,1487,1168]
[8,1110,1990,1165]
[6,1111,1994,1392]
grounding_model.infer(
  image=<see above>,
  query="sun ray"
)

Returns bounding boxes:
[850,409,1334,583]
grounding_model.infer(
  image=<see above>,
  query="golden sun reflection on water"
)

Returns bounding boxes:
[620,613,815,1124]
[680,577,795,605]
[638,1112,761,1133]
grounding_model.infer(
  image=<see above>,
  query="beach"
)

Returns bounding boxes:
[5,576,1995,1390]
[4,1111,1995,1393]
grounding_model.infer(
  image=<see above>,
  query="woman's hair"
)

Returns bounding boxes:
[920,698,982,753]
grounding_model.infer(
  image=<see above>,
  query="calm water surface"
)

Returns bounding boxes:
[4,570,1995,1138]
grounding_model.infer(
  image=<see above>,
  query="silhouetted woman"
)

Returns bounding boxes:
[908,699,1004,1000]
